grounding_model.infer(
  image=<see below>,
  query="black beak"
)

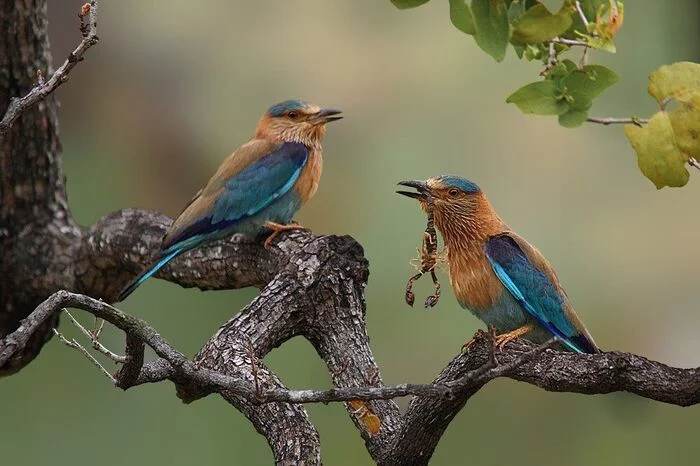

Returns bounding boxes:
[313,108,343,124]
[396,180,428,200]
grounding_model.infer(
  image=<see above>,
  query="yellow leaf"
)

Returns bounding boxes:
[625,112,690,189]
[648,62,700,105]
[668,95,700,157]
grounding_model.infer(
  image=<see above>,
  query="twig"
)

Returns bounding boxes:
[586,116,648,126]
[689,158,700,170]
[575,1,590,28]
[541,41,558,76]
[465,337,558,386]
[65,310,125,363]
[52,328,116,384]
[259,338,558,404]
[579,45,590,69]
[550,37,589,47]
[0,1,99,135]
[0,291,253,398]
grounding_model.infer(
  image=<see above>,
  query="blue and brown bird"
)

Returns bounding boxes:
[397,176,598,353]
[117,99,342,301]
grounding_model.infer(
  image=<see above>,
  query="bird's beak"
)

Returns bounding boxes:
[311,108,343,124]
[396,180,429,200]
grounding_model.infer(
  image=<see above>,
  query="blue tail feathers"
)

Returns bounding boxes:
[116,248,182,301]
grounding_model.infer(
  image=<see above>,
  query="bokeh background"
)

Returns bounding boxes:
[2,1,700,464]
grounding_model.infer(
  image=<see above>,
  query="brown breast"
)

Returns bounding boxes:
[295,147,323,203]
[448,246,503,315]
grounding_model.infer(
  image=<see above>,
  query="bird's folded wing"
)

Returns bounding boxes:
[162,140,309,252]
[485,233,597,353]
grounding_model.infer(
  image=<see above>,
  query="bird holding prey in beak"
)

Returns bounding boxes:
[398,176,598,354]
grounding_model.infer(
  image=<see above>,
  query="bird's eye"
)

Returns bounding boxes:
[287,111,299,119]
[448,188,460,197]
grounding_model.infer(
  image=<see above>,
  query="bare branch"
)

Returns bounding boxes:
[0,1,99,134]
[550,37,589,47]
[52,328,116,384]
[65,311,125,363]
[586,116,649,126]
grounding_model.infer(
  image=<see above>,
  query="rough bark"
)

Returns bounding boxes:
[0,0,80,375]
[3,2,700,466]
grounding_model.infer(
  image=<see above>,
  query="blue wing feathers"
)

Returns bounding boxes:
[485,234,595,354]
[116,248,183,301]
[163,142,308,251]
[118,142,309,301]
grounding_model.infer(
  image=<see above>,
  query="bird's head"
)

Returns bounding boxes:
[397,176,496,241]
[255,99,342,147]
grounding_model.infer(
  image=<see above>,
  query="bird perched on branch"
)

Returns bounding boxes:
[397,176,598,354]
[117,100,342,301]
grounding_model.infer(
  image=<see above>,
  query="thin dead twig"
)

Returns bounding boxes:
[0,1,100,134]
[52,328,116,384]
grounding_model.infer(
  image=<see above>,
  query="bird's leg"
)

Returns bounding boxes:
[494,323,535,351]
[263,221,309,248]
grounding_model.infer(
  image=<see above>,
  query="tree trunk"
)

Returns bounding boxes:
[0,0,81,375]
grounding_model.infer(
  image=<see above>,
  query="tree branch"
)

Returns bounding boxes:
[5,286,700,465]
[586,116,649,126]
[3,2,699,464]
[0,1,99,135]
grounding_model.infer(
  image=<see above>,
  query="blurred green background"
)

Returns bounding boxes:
[2,1,700,464]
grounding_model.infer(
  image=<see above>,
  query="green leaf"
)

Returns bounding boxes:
[512,43,525,59]
[586,35,616,52]
[511,4,573,45]
[522,43,544,61]
[547,59,577,80]
[558,107,590,127]
[471,0,510,62]
[555,65,618,128]
[625,112,690,189]
[563,64,620,102]
[391,0,431,9]
[648,62,700,104]
[506,81,569,115]
[449,0,476,35]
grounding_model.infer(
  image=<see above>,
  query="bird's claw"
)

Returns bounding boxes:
[494,333,517,352]
[263,221,309,249]
[492,324,534,352]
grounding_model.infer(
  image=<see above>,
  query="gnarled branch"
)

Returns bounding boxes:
[3,2,700,466]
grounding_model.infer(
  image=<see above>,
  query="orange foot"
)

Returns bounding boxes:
[494,323,534,351]
[264,221,309,248]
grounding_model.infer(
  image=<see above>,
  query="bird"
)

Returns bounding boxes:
[117,99,342,301]
[397,176,598,354]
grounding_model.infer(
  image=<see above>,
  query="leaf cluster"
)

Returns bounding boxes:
[392,0,700,188]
